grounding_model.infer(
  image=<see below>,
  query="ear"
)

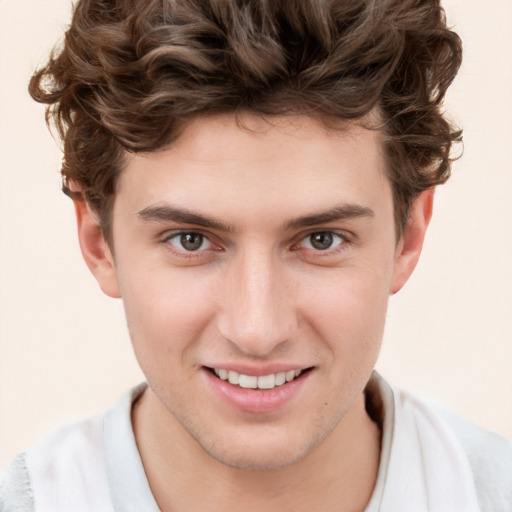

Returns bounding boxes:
[390,188,434,295]
[74,199,121,298]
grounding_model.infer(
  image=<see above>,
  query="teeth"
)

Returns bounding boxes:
[213,368,303,389]
[275,372,286,386]
[239,374,258,389]
[228,370,239,385]
[257,374,275,389]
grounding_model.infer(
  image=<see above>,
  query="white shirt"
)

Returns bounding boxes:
[2,374,511,511]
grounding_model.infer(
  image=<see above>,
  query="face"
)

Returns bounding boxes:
[84,114,419,470]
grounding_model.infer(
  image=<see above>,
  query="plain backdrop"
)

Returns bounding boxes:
[1,0,511,472]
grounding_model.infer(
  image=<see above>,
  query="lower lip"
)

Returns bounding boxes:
[204,369,310,414]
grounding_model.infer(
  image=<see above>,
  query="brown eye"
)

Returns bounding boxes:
[181,233,203,250]
[299,232,344,251]
[310,233,333,250]
[168,232,211,252]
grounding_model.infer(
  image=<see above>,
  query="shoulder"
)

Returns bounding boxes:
[1,384,148,512]
[1,453,34,512]
[1,415,111,512]
[396,386,512,511]
[0,384,148,512]
[367,373,511,511]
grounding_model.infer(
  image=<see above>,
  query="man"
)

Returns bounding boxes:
[1,0,510,511]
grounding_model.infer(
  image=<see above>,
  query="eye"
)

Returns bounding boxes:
[299,231,344,251]
[167,232,212,252]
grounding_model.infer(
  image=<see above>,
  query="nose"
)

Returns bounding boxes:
[217,247,298,357]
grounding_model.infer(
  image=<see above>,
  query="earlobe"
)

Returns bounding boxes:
[74,200,121,299]
[390,188,434,295]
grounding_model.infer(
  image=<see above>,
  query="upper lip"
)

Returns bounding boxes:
[203,364,313,376]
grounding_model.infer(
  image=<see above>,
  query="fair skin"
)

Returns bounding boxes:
[75,113,432,512]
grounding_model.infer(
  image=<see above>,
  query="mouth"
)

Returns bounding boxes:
[204,365,314,413]
[207,367,312,390]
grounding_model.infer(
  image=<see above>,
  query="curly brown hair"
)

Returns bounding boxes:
[29,0,462,244]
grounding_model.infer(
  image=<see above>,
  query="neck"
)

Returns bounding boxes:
[132,388,381,512]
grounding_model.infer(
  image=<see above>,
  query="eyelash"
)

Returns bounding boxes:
[291,230,352,258]
[162,230,220,259]
[160,229,353,260]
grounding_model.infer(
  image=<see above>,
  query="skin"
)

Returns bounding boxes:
[75,113,432,511]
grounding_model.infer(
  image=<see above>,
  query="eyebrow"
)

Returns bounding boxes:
[138,202,374,233]
[283,204,374,230]
[137,204,236,232]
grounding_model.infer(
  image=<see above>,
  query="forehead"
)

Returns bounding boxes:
[114,113,392,228]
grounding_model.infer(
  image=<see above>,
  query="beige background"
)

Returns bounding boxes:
[1,0,511,472]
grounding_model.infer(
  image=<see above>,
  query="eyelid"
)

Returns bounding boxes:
[298,232,344,250]
[157,227,354,259]
[160,229,223,257]
[160,228,211,243]
[290,229,354,254]
[167,232,212,252]
[294,228,353,243]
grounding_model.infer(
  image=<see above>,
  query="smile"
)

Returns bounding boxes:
[213,368,303,390]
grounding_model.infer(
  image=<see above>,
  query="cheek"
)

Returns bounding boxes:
[302,266,391,357]
[117,265,218,362]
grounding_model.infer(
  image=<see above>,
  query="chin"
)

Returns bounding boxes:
[195,426,328,472]
[206,444,307,471]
